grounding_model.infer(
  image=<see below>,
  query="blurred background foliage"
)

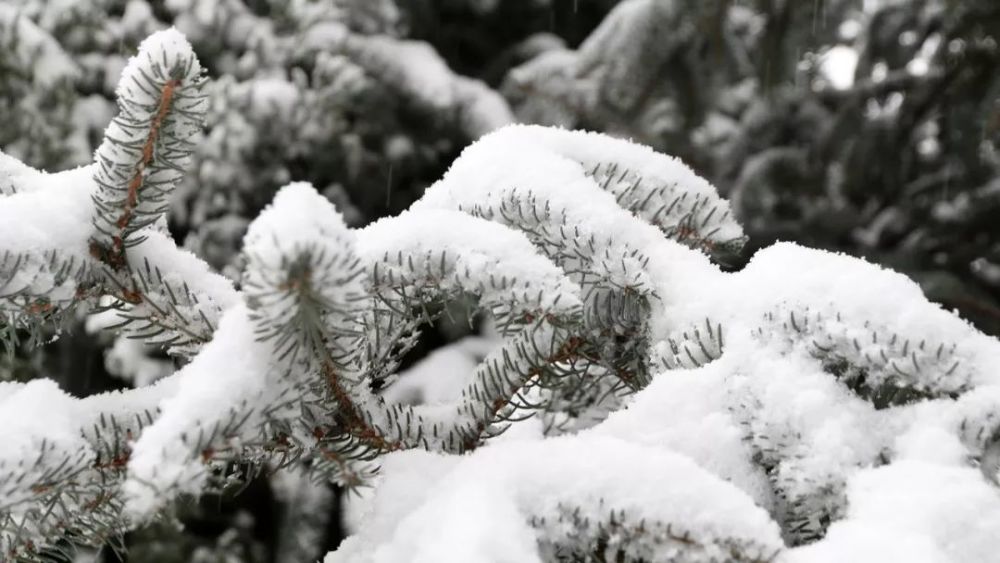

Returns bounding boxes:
[1,0,998,561]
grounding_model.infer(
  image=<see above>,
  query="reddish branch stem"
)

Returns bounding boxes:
[318,331,584,455]
[107,78,180,269]
[321,360,406,453]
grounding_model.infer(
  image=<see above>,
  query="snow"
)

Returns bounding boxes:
[119,230,240,354]
[453,77,520,138]
[243,181,358,290]
[330,220,1000,556]
[819,46,859,90]
[342,35,456,112]
[244,78,301,117]
[785,461,1000,562]
[784,520,947,563]
[0,164,98,303]
[334,124,1000,559]
[121,0,156,36]
[504,0,687,126]
[572,0,683,112]
[0,165,96,258]
[168,0,276,53]
[67,96,117,166]
[115,28,202,106]
[329,436,783,563]
[358,208,582,317]
[585,239,1000,546]
[383,337,498,406]
[419,124,743,250]
[594,365,775,508]
[79,368,183,436]
[414,124,735,343]
[661,242,1000,389]
[104,337,176,387]
[1,370,186,552]
[0,150,45,195]
[126,230,240,312]
[123,304,279,521]
[303,22,514,137]
[0,379,91,508]
[242,182,366,366]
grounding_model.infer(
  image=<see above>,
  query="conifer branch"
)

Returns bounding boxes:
[89,28,205,270]
[754,305,972,408]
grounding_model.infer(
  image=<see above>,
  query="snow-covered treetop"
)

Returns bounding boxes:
[3,26,1000,563]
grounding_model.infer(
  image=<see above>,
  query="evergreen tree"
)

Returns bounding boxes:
[3,27,1000,563]
[505,0,1000,333]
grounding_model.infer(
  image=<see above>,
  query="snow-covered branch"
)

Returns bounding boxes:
[89,28,205,268]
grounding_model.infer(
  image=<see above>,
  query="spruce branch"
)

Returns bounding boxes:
[243,183,367,369]
[418,125,741,401]
[300,22,514,139]
[587,162,747,257]
[731,388,850,546]
[657,318,725,370]
[465,191,656,397]
[243,184,398,457]
[754,305,972,408]
[0,29,234,556]
[89,28,205,270]
[0,377,171,560]
[345,209,584,452]
[536,503,779,563]
[0,161,103,355]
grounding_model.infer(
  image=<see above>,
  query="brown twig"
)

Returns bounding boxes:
[103,78,181,271]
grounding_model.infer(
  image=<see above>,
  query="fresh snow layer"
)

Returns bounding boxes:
[0,150,45,195]
[302,23,513,137]
[413,124,730,342]
[383,336,499,406]
[114,27,202,107]
[123,305,278,520]
[359,208,583,316]
[243,181,356,281]
[0,164,98,303]
[784,461,1000,562]
[0,380,92,509]
[0,164,96,259]
[243,181,365,344]
[125,230,240,311]
[328,435,783,563]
